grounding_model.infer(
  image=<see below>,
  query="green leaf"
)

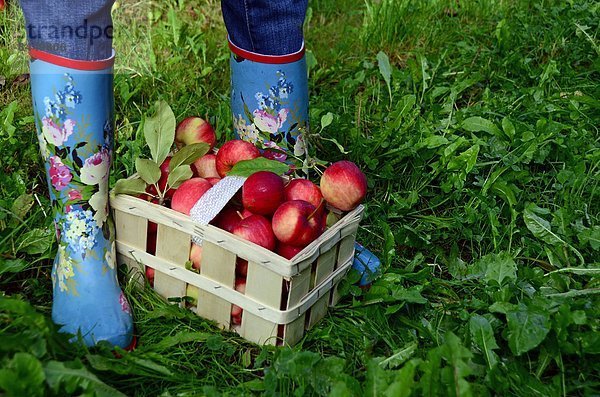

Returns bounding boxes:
[112,177,147,197]
[0,258,29,275]
[321,112,334,129]
[135,158,161,185]
[44,360,126,397]
[391,286,428,304]
[523,203,566,246]
[16,228,53,255]
[506,303,551,356]
[379,342,418,369]
[228,157,290,177]
[469,315,499,368]
[501,117,515,141]
[461,116,502,136]
[376,51,392,103]
[11,194,34,219]
[419,135,449,149]
[447,144,480,173]
[578,226,600,250]
[166,165,193,189]
[475,251,518,286]
[144,100,176,165]
[0,353,45,397]
[170,143,210,171]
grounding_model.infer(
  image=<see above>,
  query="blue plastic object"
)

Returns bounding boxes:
[352,243,381,286]
[29,53,133,348]
[228,39,309,161]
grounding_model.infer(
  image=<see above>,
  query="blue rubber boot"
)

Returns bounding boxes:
[353,243,381,287]
[229,38,309,163]
[29,50,134,348]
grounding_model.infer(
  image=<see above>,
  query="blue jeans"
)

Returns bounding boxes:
[20,0,307,60]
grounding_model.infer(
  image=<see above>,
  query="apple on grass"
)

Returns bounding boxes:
[320,160,367,211]
[171,177,213,215]
[215,139,260,178]
[192,154,219,178]
[272,200,324,247]
[232,215,276,251]
[242,171,285,216]
[175,116,216,150]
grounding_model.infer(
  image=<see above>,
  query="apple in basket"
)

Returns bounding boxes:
[192,153,219,179]
[272,200,324,248]
[320,160,367,211]
[232,214,276,251]
[171,177,213,215]
[242,171,285,216]
[175,116,216,150]
[215,139,260,178]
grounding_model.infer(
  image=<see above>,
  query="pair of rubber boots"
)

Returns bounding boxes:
[29,42,379,348]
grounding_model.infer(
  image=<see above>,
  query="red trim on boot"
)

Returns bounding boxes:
[228,37,305,64]
[29,48,115,70]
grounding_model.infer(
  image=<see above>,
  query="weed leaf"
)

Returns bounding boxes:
[523,204,566,246]
[0,352,45,397]
[461,116,502,137]
[44,360,126,397]
[469,315,499,368]
[506,303,551,356]
[135,158,161,185]
[376,51,392,104]
[0,258,29,275]
[144,101,175,165]
[11,193,34,220]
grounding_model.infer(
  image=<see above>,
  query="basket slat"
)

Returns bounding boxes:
[114,209,148,285]
[331,234,356,305]
[307,246,337,328]
[154,224,190,306]
[197,241,236,328]
[241,261,283,345]
[283,266,311,345]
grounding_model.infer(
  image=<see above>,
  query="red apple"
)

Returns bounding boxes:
[272,200,323,247]
[175,116,216,150]
[284,179,323,209]
[0,0,5,11]
[190,243,202,271]
[206,177,221,186]
[242,171,285,216]
[232,214,276,251]
[211,206,242,233]
[231,278,246,325]
[239,209,253,219]
[147,221,158,254]
[145,266,155,286]
[192,153,219,178]
[320,161,367,211]
[276,243,303,260]
[171,177,213,215]
[236,258,248,277]
[215,139,260,177]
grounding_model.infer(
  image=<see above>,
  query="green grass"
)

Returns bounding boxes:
[1,0,600,395]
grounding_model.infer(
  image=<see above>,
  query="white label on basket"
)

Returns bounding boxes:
[189,175,246,245]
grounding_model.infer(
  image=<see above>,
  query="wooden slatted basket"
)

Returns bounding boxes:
[110,190,363,346]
